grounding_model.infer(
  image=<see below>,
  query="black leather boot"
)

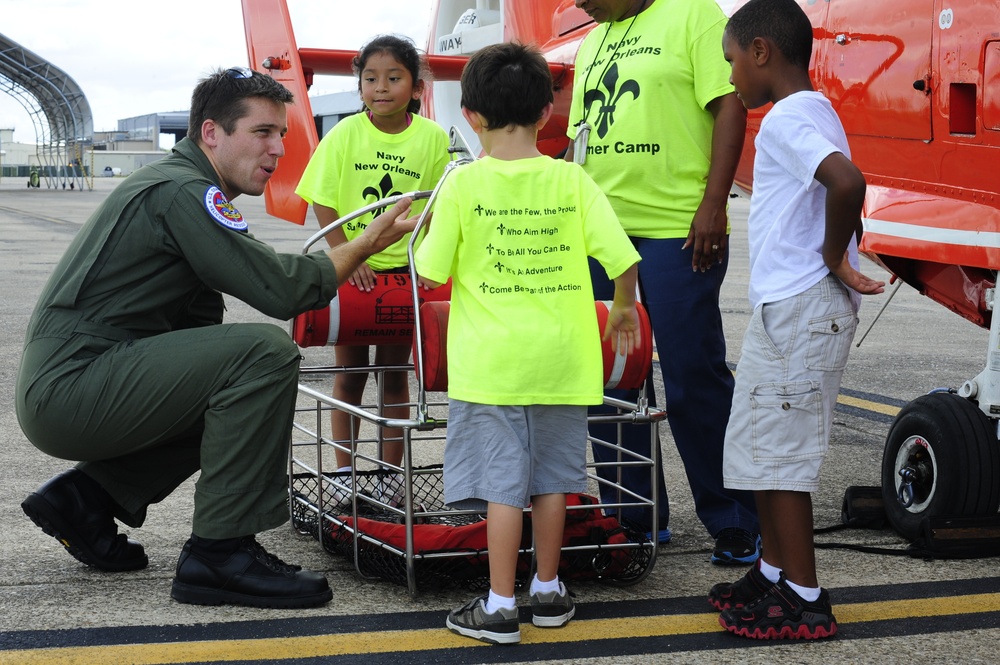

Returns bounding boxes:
[171,535,332,609]
[22,469,148,571]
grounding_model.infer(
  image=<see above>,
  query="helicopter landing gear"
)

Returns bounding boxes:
[881,392,1000,540]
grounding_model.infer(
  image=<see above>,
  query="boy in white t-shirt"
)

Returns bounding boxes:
[709,0,885,640]
[415,42,641,644]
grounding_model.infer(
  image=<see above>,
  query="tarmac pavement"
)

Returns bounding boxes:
[1,175,998,663]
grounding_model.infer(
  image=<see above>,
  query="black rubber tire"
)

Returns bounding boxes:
[881,392,1000,540]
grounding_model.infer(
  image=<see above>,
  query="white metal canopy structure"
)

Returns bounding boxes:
[0,32,93,190]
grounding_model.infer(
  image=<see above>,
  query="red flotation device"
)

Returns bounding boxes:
[414,300,652,391]
[292,274,451,347]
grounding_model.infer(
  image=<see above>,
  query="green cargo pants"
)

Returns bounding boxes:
[17,322,301,539]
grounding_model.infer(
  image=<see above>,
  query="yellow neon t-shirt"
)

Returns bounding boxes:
[295,112,450,270]
[414,156,640,405]
[568,0,733,238]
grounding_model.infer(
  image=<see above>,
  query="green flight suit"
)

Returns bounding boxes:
[15,138,339,539]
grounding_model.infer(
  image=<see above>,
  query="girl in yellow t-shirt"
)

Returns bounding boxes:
[295,35,450,500]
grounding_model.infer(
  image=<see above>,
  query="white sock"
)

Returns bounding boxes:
[530,574,561,595]
[786,579,821,602]
[336,465,352,473]
[759,558,782,583]
[485,589,516,614]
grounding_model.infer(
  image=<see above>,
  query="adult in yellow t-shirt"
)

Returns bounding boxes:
[566,0,760,563]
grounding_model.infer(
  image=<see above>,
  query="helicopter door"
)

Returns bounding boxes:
[814,0,933,141]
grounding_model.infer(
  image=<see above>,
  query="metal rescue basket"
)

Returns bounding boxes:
[287,130,666,595]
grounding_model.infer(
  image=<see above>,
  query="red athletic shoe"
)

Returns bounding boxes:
[718,576,837,640]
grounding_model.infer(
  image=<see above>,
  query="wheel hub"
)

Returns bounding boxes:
[893,435,937,513]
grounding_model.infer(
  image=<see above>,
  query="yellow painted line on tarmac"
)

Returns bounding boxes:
[5,627,483,664]
[8,592,1000,664]
[834,592,1000,624]
[837,393,900,418]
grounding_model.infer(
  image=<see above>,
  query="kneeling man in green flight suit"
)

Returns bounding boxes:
[16,66,418,608]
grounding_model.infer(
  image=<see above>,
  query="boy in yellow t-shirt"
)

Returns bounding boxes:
[415,42,641,645]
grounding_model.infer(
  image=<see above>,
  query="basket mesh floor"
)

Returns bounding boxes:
[291,465,652,592]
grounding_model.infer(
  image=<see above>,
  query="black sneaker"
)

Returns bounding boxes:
[719,576,838,639]
[446,595,520,644]
[171,535,332,609]
[21,469,147,572]
[530,581,575,627]
[708,560,772,611]
[711,527,761,565]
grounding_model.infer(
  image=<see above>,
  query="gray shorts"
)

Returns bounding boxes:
[723,275,857,492]
[443,399,588,510]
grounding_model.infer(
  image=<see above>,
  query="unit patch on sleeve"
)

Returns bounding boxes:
[203,186,249,232]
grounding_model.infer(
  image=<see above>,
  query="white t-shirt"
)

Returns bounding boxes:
[747,90,860,311]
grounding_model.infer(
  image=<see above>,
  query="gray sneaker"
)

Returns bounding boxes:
[531,581,575,628]
[446,595,520,644]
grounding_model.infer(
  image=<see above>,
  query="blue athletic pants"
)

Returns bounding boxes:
[589,236,758,537]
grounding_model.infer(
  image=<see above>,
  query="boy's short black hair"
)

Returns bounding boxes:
[188,67,294,142]
[726,0,814,68]
[460,42,553,130]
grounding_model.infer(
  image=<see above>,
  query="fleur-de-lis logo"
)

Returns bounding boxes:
[583,62,640,139]
[362,173,401,216]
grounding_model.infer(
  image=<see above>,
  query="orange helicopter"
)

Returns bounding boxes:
[240,0,1000,541]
